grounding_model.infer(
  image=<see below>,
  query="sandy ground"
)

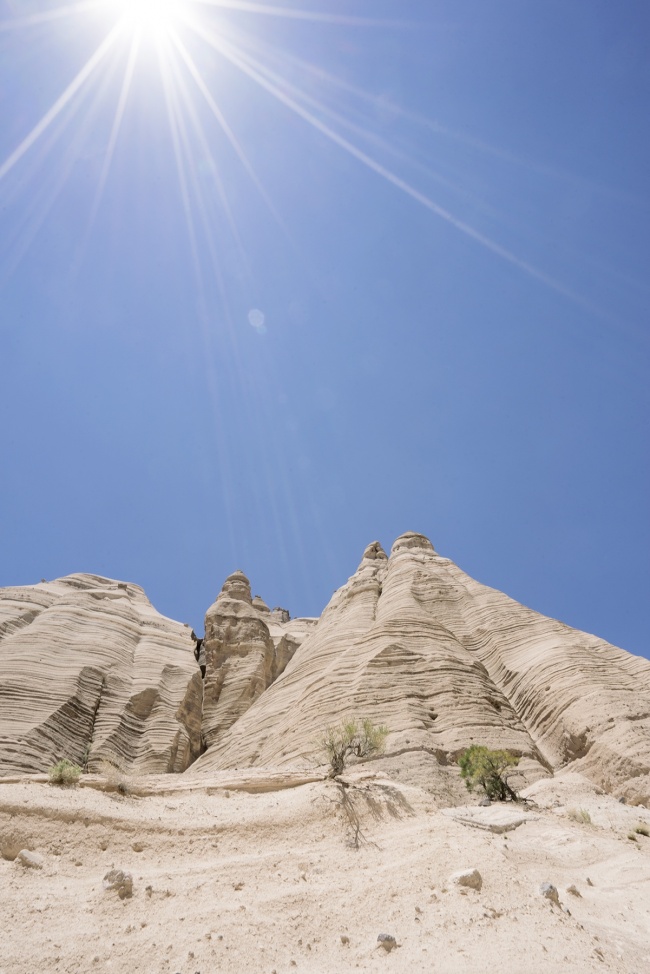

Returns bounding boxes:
[1,767,649,974]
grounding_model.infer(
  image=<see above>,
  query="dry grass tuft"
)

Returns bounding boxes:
[567,808,592,825]
[96,757,136,796]
[48,759,82,787]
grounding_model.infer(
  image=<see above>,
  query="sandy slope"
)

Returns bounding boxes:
[1,768,649,974]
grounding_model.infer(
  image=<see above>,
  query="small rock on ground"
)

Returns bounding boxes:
[377,934,398,952]
[540,883,560,905]
[449,868,482,891]
[17,850,44,869]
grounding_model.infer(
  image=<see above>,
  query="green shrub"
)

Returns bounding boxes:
[318,718,388,777]
[48,759,82,787]
[458,745,520,802]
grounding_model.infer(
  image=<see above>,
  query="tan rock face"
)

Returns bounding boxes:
[2,535,648,807]
[193,533,650,805]
[0,574,202,776]
[201,572,317,750]
[202,571,275,749]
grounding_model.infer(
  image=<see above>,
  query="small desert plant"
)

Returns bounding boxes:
[567,807,592,825]
[634,825,649,837]
[48,759,82,787]
[458,745,520,802]
[627,832,638,842]
[97,757,131,795]
[81,743,91,773]
[318,718,388,777]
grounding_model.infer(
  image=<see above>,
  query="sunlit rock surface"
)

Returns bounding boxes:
[201,570,317,749]
[192,533,650,804]
[1,535,649,806]
[0,575,203,776]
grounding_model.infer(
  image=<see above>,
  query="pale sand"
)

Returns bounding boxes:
[1,768,649,974]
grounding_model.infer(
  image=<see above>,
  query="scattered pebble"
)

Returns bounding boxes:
[103,869,133,899]
[540,883,560,906]
[17,850,44,870]
[449,868,482,891]
[377,934,398,952]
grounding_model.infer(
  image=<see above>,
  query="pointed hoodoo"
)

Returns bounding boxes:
[218,569,252,604]
[202,571,275,749]
[201,569,311,753]
[252,594,270,614]
[361,540,388,561]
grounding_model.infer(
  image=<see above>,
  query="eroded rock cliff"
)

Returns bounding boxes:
[201,571,316,748]
[1,535,648,806]
[0,575,203,775]
[192,533,650,805]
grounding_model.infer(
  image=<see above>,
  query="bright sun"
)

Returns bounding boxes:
[112,0,184,36]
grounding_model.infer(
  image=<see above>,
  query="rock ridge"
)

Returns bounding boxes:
[1,536,648,806]
[191,532,650,805]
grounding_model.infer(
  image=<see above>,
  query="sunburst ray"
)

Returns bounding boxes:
[193,0,411,28]
[0,1,99,32]
[87,29,141,227]
[0,20,123,183]
[186,20,610,323]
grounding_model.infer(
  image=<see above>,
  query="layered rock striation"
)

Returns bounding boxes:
[0,575,203,776]
[193,533,650,804]
[1,535,648,805]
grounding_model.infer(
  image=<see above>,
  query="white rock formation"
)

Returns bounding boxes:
[1,533,648,807]
[192,532,650,805]
[0,574,203,776]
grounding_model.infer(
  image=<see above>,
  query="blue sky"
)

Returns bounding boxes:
[1,0,648,659]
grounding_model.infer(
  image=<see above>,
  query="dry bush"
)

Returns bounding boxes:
[97,757,133,796]
[634,824,649,837]
[321,780,415,850]
[567,807,592,825]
